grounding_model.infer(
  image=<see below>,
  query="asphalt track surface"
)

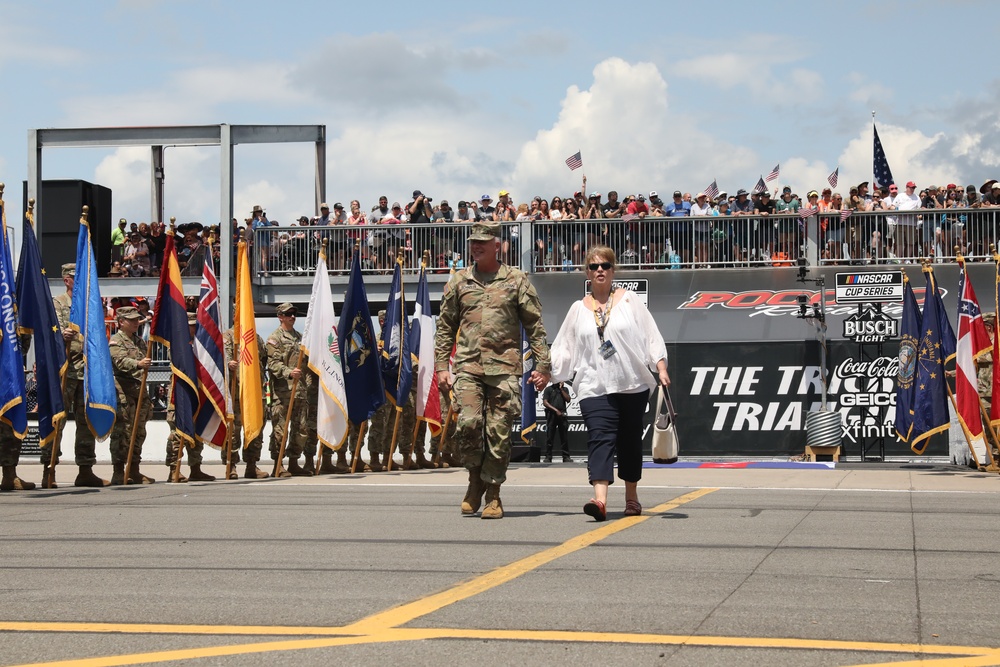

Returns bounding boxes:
[3,461,1000,666]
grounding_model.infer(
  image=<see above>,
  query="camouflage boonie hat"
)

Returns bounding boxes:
[468,222,500,242]
[187,312,198,326]
[984,312,996,323]
[116,306,142,320]
[276,303,297,316]
[61,263,76,278]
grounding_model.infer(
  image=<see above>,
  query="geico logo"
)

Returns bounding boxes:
[840,393,895,406]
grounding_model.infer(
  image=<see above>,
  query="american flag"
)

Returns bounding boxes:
[621,212,638,223]
[765,164,780,182]
[752,176,767,195]
[840,208,853,222]
[873,124,895,189]
[799,207,817,220]
[704,179,719,200]
[828,167,839,189]
[565,151,583,171]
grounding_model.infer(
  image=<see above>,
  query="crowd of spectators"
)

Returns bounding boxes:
[127,176,1000,277]
[109,218,222,277]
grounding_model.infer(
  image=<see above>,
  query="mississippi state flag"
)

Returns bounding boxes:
[955,261,992,443]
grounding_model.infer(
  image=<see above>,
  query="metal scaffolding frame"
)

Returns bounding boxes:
[27,124,327,328]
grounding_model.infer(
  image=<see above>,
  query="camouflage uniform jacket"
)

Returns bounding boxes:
[434,262,550,376]
[109,330,148,391]
[224,329,268,389]
[266,327,313,397]
[53,292,84,380]
[978,350,993,399]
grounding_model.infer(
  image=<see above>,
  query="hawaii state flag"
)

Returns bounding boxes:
[338,245,385,424]
[0,198,26,438]
[15,205,66,447]
[992,256,1000,427]
[411,264,442,436]
[150,231,198,448]
[69,208,116,440]
[234,239,264,444]
[955,259,992,444]
[301,252,349,450]
[193,246,228,448]
[381,257,413,407]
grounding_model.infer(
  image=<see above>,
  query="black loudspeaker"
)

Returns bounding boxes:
[22,180,113,277]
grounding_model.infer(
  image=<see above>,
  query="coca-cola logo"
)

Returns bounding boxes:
[835,356,899,379]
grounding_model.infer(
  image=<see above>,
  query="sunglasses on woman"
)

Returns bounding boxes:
[588,262,613,271]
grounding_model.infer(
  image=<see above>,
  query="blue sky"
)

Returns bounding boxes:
[2,0,998,230]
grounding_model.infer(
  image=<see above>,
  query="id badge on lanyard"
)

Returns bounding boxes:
[593,291,617,359]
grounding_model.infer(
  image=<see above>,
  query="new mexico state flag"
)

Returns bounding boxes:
[234,240,264,444]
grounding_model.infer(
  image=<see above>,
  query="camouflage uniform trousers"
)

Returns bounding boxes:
[305,396,318,460]
[40,377,97,466]
[111,382,152,465]
[368,401,415,456]
[0,421,22,467]
[164,409,204,468]
[226,397,265,463]
[452,372,521,485]
[269,391,311,460]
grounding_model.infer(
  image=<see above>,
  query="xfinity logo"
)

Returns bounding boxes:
[843,308,899,343]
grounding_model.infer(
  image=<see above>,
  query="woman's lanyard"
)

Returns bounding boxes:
[590,288,617,358]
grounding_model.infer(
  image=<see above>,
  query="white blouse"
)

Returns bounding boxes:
[550,290,668,401]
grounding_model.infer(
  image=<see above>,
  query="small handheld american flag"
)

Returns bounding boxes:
[704,179,719,200]
[828,167,839,189]
[565,151,583,171]
[765,164,780,182]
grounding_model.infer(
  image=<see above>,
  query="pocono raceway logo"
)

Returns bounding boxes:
[691,358,901,442]
[679,288,945,318]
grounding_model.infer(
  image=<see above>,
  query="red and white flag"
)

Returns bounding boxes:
[956,261,992,443]
[412,264,442,435]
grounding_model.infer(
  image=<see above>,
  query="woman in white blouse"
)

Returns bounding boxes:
[550,245,670,521]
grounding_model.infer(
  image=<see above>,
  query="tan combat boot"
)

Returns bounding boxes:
[42,465,58,489]
[318,450,337,474]
[188,464,216,482]
[481,484,504,519]
[129,466,156,485]
[334,449,351,474]
[110,462,126,486]
[415,449,437,469]
[287,458,311,477]
[0,465,35,491]
[402,455,418,471]
[302,456,316,475]
[368,455,384,472]
[244,460,270,479]
[74,465,110,488]
[461,467,486,516]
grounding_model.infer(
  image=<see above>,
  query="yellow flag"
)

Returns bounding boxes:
[235,240,264,443]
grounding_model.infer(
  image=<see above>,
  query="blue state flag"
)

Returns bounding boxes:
[910,268,952,454]
[0,200,26,437]
[15,207,67,446]
[380,258,412,407]
[520,325,537,445]
[894,275,922,442]
[339,246,385,423]
[927,267,957,363]
[68,211,116,440]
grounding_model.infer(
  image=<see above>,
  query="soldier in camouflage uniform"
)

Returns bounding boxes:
[223,327,270,479]
[266,303,314,476]
[109,307,155,484]
[164,313,216,483]
[977,312,999,460]
[42,264,108,488]
[434,222,550,519]
[0,333,35,492]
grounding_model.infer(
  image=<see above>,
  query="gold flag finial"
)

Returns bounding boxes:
[81,205,89,223]
[320,237,328,262]
[169,216,176,234]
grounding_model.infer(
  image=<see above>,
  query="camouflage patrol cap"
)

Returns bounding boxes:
[984,312,996,323]
[116,306,142,320]
[377,310,386,319]
[276,303,297,316]
[61,263,76,278]
[468,222,500,242]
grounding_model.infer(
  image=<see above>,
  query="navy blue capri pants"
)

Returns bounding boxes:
[579,389,650,485]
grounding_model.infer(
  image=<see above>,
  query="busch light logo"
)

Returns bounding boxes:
[843,307,899,343]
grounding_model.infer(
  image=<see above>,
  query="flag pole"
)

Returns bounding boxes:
[31,198,67,488]
[124,215,158,484]
[385,249,406,472]
[871,110,876,192]
[311,240,330,475]
[350,420,367,474]
[411,252,429,465]
[221,233,238,481]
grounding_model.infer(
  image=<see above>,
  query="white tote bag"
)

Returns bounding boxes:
[651,385,679,464]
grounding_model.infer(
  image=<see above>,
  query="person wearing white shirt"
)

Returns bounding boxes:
[549,245,670,522]
[893,182,921,259]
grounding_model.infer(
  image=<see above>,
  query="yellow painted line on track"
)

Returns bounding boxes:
[0,621,350,636]
[842,655,1000,667]
[343,487,719,634]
